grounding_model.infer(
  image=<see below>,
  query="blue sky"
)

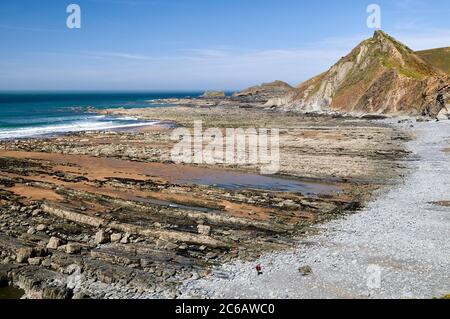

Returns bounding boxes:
[0,0,449,91]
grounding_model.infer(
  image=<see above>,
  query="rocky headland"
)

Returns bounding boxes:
[269,31,450,118]
[143,32,449,119]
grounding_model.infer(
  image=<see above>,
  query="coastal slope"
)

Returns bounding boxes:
[269,31,449,117]
[416,47,450,75]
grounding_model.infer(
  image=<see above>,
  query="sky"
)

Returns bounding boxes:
[0,0,449,91]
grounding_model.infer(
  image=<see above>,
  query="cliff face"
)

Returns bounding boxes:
[273,31,449,116]
[234,80,294,102]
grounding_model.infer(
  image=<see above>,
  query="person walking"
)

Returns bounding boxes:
[256,264,263,276]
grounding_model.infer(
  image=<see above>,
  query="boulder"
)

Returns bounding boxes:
[16,248,33,263]
[66,243,81,255]
[110,233,122,242]
[36,224,47,232]
[120,233,131,244]
[197,224,211,236]
[47,237,61,250]
[298,265,313,276]
[65,243,81,255]
[31,209,42,216]
[95,230,110,245]
[28,257,43,266]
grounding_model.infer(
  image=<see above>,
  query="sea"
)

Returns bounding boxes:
[0,92,201,140]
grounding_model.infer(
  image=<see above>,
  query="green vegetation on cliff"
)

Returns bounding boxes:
[289,30,449,115]
[416,47,450,75]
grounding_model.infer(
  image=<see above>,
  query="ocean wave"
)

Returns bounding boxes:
[115,116,139,121]
[0,119,159,140]
[0,115,93,125]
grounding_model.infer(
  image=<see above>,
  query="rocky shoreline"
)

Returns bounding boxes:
[179,119,450,299]
[0,97,412,299]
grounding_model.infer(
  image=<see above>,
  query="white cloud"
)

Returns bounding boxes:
[79,51,161,61]
[73,45,348,87]
[0,24,59,32]
[3,28,447,90]
[392,28,450,50]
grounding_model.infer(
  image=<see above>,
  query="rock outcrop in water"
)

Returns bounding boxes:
[200,91,226,98]
[269,31,450,117]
